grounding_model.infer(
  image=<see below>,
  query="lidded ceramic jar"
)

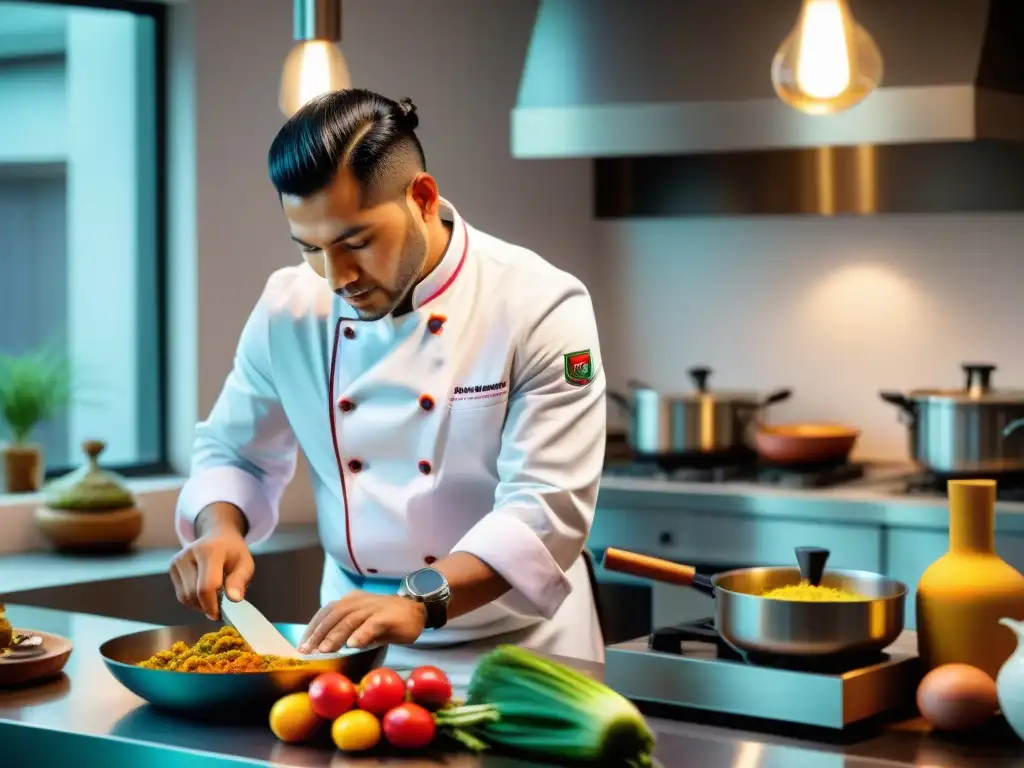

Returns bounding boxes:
[34,440,143,552]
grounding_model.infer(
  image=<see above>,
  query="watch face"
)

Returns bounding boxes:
[408,568,445,596]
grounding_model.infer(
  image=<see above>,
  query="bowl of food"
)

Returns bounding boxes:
[100,624,387,720]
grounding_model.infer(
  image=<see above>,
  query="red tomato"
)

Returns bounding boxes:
[357,668,407,716]
[382,702,436,749]
[405,666,453,710]
[308,672,357,720]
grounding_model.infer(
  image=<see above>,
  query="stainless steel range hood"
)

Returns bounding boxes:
[513,0,1024,216]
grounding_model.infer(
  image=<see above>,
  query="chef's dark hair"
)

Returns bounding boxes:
[268,89,426,204]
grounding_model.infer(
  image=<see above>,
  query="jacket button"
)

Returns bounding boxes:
[338,398,355,412]
[418,460,432,475]
[427,314,446,335]
[419,395,434,412]
[424,556,437,565]
[347,458,363,473]
[343,326,356,340]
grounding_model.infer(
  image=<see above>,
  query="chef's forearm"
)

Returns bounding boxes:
[194,502,250,539]
[433,552,511,619]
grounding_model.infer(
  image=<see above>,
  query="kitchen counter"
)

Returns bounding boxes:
[0,524,321,594]
[598,464,1024,533]
[3,605,1023,768]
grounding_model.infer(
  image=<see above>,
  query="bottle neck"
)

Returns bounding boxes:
[949,493,995,554]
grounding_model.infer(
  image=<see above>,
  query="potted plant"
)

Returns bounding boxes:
[0,346,71,493]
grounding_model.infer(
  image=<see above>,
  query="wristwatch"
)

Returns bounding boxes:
[398,567,451,630]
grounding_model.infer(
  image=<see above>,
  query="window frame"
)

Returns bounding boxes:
[13,0,172,480]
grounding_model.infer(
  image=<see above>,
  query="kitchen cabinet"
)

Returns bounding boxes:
[590,505,883,571]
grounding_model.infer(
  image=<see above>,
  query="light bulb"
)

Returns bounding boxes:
[771,0,883,116]
[278,40,351,117]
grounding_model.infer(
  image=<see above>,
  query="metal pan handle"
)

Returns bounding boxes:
[601,548,715,597]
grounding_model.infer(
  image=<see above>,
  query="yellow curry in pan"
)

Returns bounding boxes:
[760,582,869,602]
[137,626,310,673]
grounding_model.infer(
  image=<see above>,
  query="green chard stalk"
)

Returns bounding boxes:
[434,644,656,767]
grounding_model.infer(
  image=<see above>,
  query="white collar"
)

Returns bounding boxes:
[410,198,468,310]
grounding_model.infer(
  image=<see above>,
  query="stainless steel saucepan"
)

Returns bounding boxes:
[602,547,907,661]
[608,366,792,464]
[880,362,1024,475]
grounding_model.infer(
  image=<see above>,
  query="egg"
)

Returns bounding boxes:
[916,663,999,731]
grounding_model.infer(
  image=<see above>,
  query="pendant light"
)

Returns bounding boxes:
[771,0,883,116]
[279,0,352,117]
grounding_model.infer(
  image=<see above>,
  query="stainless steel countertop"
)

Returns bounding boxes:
[2,605,1023,768]
[599,464,1024,533]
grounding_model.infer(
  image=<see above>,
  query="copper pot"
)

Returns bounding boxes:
[753,423,860,465]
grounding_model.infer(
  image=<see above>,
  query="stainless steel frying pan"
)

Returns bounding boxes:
[100,623,387,720]
[602,546,908,661]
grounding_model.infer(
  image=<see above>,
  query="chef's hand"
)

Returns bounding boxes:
[169,504,255,621]
[298,592,427,653]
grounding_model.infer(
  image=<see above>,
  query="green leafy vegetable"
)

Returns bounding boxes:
[434,644,656,767]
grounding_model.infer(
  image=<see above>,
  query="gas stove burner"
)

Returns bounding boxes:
[664,464,749,483]
[648,618,889,673]
[903,471,1024,502]
[602,458,752,482]
[755,460,866,489]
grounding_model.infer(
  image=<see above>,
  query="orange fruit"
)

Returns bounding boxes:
[269,692,321,744]
[331,709,382,752]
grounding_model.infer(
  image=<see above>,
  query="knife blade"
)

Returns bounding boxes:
[218,592,303,658]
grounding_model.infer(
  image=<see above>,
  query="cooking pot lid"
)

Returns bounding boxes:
[632,367,771,403]
[632,385,763,403]
[909,387,1024,404]
[908,363,1024,404]
[909,364,1024,405]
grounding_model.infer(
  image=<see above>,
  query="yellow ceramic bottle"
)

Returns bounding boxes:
[916,479,1024,679]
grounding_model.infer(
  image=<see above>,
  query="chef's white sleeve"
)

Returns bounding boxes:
[451,281,606,619]
[175,278,298,547]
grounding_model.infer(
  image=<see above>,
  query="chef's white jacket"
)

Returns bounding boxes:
[175,201,606,662]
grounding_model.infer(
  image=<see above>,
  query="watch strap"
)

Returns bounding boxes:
[423,597,448,630]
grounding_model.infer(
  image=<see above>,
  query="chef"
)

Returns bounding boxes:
[169,88,607,663]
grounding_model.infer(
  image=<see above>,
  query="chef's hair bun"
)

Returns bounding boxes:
[396,98,419,131]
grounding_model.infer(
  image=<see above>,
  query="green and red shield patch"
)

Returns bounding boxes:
[563,349,594,387]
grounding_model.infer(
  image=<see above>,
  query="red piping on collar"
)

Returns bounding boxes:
[420,219,470,307]
[327,316,362,576]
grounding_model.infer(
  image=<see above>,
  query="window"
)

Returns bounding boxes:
[0,0,167,478]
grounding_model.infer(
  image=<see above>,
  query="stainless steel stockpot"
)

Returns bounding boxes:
[608,367,792,462]
[880,363,1024,475]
